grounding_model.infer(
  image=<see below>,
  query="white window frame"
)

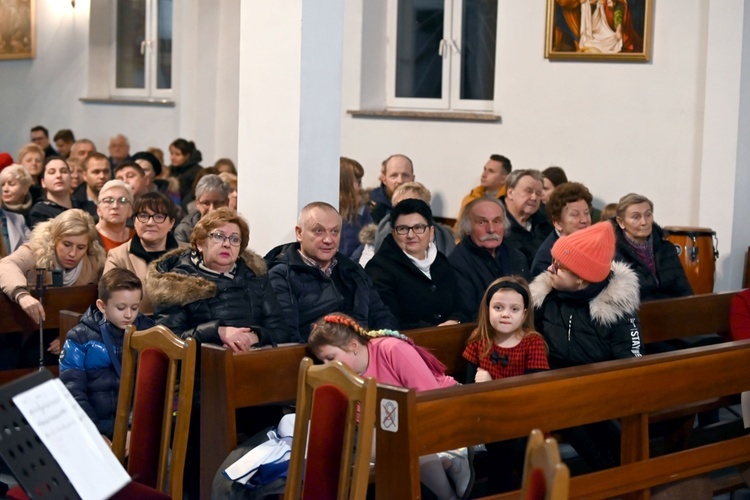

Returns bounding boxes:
[109,0,173,100]
[385,0,496,112]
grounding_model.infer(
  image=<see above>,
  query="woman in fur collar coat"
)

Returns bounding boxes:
[530,222,643,369]
[146,208,291,349]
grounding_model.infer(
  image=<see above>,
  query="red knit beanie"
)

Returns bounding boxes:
[551,222,615,283]
[0,152,13,172]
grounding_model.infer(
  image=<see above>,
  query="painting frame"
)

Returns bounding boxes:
[0,0,36,60]
[545,0,652,62]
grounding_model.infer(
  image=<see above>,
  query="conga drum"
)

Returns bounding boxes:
[663,226,718,294]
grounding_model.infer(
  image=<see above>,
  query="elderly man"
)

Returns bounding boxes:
[530,182,593,277]
[265,201,397,341]
[69,139,97,162]
[173,174,228,244]
[108,134,132,170]
[501,169,554,267]
[448,197,528,320]
[369,154,415,224]
[455,154,512,224]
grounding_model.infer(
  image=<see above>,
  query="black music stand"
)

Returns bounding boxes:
[0,369,80,499]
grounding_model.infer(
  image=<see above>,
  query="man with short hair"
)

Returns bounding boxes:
[265,202,397,341]
[114,161,148,197]
[448,197,528,320]
[69,139,97,162]
[30,126,58,158]
[369,154,415,224]
[108,134,132,170]
[501,169,554,267]
[455,154,512,225]
[53,129,76,159]
[173,174,228,244]
[80,153,112,203]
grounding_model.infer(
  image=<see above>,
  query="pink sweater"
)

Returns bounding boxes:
[363,337,458,392]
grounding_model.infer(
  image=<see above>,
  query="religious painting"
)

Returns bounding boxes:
[0,0,35,60]
[545,0,652,61]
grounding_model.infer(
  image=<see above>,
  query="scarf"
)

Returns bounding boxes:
[62,260,84,287]
[405,241,438,279]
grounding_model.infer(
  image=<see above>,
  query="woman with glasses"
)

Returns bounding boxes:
[27,157,76,229]
[365,199,466,330]
[103,192,180,313]
[147,207,291,348]
[95,180,135,252]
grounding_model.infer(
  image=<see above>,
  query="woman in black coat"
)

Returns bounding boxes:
[365,199,466,330]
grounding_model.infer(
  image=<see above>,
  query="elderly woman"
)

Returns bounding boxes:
[530,182,593,278]
[96,180,135,252]
[147,207,290,348]
[1,164,35,222]
[366,199,466,330]
[27,157,75,229]
[0,209,105,354]
[219,172,237,210]
[174,174,228,244]
[132,150,171,195]
[613,193,692,301]
[104,192,180,314]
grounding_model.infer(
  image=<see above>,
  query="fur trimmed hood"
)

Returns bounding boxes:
[146,246,268,308]
[530,260,640,326]
[358,223,378,245]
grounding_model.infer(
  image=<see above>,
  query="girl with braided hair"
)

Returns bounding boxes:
[309,313,473,500]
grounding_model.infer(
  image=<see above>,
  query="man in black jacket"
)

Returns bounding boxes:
[448,197,528,320]
[266,201,397,341]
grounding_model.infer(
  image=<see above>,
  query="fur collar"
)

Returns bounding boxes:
[146,246,267,308]
[530,260,640,326]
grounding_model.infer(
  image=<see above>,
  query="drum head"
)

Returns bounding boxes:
[663,226,715,237]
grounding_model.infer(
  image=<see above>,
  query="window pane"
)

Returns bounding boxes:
[395,0,444,99]
[460,0,496,100]
[116,0,146,89]
[156,0,173,89]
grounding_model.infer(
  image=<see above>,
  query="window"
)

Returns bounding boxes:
[386,0,497,112]
[111,0,173,99]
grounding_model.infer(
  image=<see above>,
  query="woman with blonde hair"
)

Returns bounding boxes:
[1,164,35,224]
[17,143,45,202]
[0,209,105,357]
[339,157,372,257]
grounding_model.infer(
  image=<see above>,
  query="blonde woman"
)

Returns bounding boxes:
[1,164,34,221]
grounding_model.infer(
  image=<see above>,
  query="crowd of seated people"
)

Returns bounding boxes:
[1,130,739,498]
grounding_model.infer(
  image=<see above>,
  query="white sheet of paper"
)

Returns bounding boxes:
[13,379,131,500]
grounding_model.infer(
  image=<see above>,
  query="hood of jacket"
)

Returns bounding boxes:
[358,223,378,245]
[530,260,640,326]
[146,246,268,308]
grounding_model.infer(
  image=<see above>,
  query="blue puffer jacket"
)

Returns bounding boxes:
[59,305,155,438]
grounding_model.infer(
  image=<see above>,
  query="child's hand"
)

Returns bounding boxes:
[475,368,492,383]
[47,338,61,355]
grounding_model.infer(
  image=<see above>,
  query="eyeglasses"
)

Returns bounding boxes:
[135,212,168,224]
[551,259,566,275]
[393,224,430,235]
[208,232,242,247]
[100,196,131,206]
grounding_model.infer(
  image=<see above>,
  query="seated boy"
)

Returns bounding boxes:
[59,268,155,440]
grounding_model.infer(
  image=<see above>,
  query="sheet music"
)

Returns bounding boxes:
[13,379,131,500]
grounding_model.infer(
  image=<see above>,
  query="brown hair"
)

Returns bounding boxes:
[191,207,249,251]
[339,157,365,222]
[98,268,143,303]
[545,182,593,223]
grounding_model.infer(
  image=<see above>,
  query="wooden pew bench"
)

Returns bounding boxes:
[0,285,97,385]
[374,341,750,500]
[198,291,738,498]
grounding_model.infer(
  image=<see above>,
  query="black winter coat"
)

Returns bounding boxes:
[147,247,291,346]
[501,200,555,267]
[59,305,155,438]
[530,261,643,369]
[614,223,693,302]
[170,151,203,202]
[448,236,529,321]
[265,242,397,342]
[365,234,466,329]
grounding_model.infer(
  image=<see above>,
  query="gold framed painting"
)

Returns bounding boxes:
[545,0,652,62]
[0,0,36,60]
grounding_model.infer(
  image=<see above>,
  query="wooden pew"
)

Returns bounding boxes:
[198,291,738,497]
[0,285,97,385]
[374,341,750,500]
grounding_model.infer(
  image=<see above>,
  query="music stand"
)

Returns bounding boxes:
[0,369,80,499]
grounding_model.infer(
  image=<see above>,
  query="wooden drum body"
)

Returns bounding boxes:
[663,226,718,294]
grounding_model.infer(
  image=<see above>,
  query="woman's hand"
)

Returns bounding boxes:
[47,338,61,355]
[18,294,46,324]
[219,326,260,352]
[438,320,460,327]
[475,368,492,383]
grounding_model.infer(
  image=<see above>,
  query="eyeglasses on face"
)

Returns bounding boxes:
[551,259,566,275]
[393,223,430,235]
[135,212,168,224]
[208,231,242,247]
[100,196,131,206]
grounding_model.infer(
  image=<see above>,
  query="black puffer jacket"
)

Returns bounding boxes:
[530,261,643,369]
[170,151,203,202]
[147,247,291,346]
[614,223,693,302]
[265,242,397,342]
[365,234,466,329]
[501,200,555,267]
[59,305,155,438]
[448,236,529,321]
